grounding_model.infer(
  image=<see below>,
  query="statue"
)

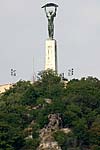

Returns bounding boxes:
[44,7,57,39]
[42,3,58,39]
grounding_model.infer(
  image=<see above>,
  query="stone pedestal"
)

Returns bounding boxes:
[45,39,57,72]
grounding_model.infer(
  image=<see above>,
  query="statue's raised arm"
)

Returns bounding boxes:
[44,7,48,17]
[52,7,57,17]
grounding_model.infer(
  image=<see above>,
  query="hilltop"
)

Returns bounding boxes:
[0,70,100,150]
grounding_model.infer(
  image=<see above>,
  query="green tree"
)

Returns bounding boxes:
[89,116,100,150]
[53,131,77,150]
[0,122,24,150]
[34,69,64,99]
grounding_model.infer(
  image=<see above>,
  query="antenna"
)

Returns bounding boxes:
[32,56,36,83]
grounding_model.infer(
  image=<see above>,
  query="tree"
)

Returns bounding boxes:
[21,85,38,105]
[0,122,25,150]
[0,76,100,149]
[53,131,77,150]
[34,69,64,99]
[89,116,100,150]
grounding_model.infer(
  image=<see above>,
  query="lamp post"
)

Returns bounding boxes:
[10,69,17,84]
[68,68,74,80]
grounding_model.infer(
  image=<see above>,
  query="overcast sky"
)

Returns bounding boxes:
[0,0,100,84]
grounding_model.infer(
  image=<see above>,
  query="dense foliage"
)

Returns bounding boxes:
[0,70,100,150]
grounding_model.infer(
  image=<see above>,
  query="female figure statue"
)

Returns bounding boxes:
[44,7,57,39]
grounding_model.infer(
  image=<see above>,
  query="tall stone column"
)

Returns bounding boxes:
[45,39,57,72]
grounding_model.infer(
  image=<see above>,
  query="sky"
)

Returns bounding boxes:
[0,0,100,84]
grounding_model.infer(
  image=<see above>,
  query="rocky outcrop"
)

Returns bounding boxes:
[37,114,62,150]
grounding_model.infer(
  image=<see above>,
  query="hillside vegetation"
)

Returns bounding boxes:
[0,70,100,150]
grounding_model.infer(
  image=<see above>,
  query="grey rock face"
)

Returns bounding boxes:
[37,114,62,150]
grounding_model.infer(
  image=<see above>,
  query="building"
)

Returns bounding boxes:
[0,84,12,93]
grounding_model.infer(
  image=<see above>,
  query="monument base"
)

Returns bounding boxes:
[45,39,57,72]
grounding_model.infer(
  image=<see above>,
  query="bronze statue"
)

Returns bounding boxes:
[42,3,58,39]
